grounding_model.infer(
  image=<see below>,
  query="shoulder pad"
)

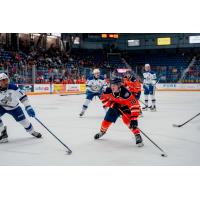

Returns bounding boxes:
[99,75,104,80]
[8,84,18,91]
[120,86,131,99]
[87,76,94,81]
[150,71,156,74]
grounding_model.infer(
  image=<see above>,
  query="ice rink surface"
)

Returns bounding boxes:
[0,92,199,166]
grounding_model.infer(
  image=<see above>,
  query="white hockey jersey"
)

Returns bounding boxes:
[86,75,107,93]
[0,84,30,110]
[143,71,157,85]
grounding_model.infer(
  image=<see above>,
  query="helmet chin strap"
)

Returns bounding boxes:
[112,87,121,98]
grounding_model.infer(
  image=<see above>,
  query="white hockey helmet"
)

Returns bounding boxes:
[0,73,9,81]
[145,64,150,67]
[93,69,100,74]
[144,63,151,71]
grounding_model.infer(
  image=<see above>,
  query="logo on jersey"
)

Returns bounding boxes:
[124,92,130,98]
[1,93,12,105]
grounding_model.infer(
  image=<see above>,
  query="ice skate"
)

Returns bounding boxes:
[142,105,148,111]
[94,131,105,139]
[79,110,85,117]
[31,131,42,138]
[0,126,8,143]
[150,105,156,112]
[135,134,144,147]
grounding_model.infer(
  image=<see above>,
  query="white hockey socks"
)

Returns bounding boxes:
[18,119,35,134]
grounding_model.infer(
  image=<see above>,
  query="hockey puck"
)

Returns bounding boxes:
[161,153,167,157]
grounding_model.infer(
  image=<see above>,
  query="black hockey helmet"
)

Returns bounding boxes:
[110,77,122,85]
[124,69,132,78]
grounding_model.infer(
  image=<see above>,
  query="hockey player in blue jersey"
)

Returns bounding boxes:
[142,64,157,111]
[79,69,107,117]
[0,73,42,143]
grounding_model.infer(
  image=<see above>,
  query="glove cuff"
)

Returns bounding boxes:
[131,117,137,121]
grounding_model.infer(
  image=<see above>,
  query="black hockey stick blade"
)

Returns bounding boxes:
[172,113,200,128]
[34,117,72,155]
[172,124,182,128]
[66,149,72,154]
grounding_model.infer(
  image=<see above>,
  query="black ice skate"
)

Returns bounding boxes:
[142,105,148,111]
[79,110,85,117]
[0,126,8,143]
[94,132,105,140]
[31,131,42,138]
[135,134,144,147]
[150,105,156,112]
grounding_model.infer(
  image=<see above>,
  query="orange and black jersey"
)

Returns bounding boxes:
[100,85,140,119]
[123,76,141,95]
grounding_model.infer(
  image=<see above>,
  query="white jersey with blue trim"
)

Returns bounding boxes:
[143,71,157,85]
[0,84,30,110]
[86,75,107,93]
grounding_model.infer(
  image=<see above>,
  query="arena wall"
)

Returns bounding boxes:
[17,83,200,95]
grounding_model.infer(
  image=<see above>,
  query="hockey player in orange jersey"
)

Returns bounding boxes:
[123,70,143,116]
[123,70,141,100]
[94,77,143,147]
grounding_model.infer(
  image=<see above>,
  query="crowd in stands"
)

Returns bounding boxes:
[0,47,87,84]
[182,56,200,83]
[68,51,109,69]
[0,47,199,84]
[124,53,196,83]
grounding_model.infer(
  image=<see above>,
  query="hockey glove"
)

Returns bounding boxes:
[111,102,120,110]
[25,106,35,117]
[129,120,138,129]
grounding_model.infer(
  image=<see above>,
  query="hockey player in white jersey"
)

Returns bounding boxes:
[79,69,107,117]
[142,64,157,111]
[0,73,42,143]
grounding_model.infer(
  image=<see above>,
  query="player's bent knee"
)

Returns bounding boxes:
[11,107,26,122]
[104,108,120,123]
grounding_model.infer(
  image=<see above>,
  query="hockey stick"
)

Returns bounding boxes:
[34,117,72,154]
[118,108,167,157]
[172,112,200,128]
[139,99,146,106]
[138,128,167,157]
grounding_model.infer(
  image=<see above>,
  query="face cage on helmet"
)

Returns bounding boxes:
[0,77,10,85]
[110,82,121,87]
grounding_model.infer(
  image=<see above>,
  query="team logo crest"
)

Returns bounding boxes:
[1,93,12,105]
